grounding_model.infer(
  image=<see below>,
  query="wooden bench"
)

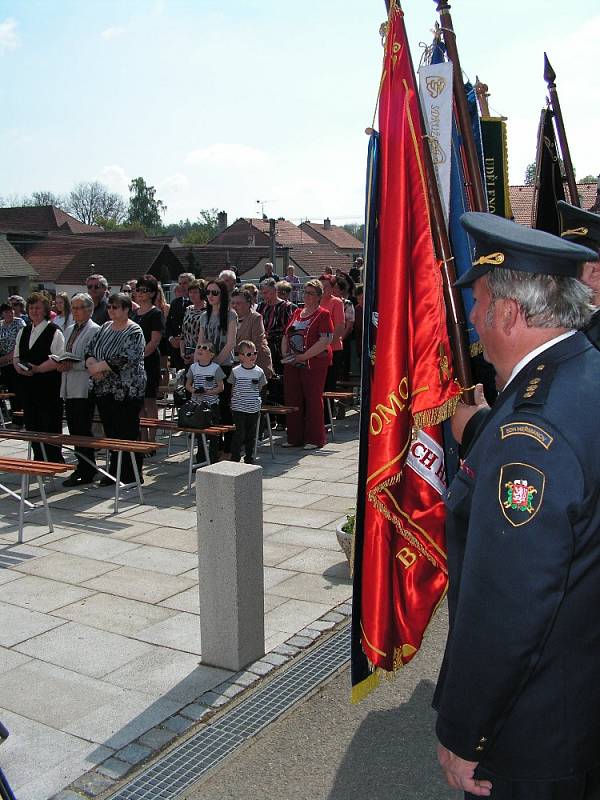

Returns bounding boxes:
[138,418,235,490]
[0,457,73,543]
[0,430,163,513]
[256,405,299,459]
[322,392,356,441]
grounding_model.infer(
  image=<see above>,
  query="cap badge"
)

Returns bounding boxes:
[561,227,588,238]
[473,252,505,267]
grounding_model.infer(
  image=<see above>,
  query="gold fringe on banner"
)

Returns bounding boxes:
[351,669,381,704]
[412,394,460,430]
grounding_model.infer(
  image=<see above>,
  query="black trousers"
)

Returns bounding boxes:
[23,391,63,462]
[65,397,97,478]
[466,764,600,800]
[95,394,143,483]
[218,365,233,452]
[231,410,259,463]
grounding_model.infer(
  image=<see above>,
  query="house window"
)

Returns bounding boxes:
[247,234,256,247]
[7,284,18,297]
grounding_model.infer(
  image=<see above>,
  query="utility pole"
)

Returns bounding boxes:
[269,218,277,273]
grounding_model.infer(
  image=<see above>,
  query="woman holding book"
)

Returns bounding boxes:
[58,293,100,486]
[13,292,65,462]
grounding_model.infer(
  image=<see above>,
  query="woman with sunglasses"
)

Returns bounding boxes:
[180,279,207,366]
[85,292,146,485]
[132,276,165,443]
[197,278,237,455]
[280,279,333,449]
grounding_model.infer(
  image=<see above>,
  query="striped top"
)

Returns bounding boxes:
[228,364,267,414]
[186,361,225,407]
[86,321,146,400]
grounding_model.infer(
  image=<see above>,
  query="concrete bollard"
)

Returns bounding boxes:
[196,461,265,671]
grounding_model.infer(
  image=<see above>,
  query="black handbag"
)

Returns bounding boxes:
[173,386,188,408]
[178,400,214,429]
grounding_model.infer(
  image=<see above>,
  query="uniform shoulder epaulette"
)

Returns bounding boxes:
[514,362,556,409]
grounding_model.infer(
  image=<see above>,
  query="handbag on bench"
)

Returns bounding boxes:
[177,400,214,429]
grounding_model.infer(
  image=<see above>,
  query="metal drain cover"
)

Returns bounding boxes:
[108,624,351,800]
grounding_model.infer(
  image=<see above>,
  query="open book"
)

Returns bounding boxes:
[49,352,82,363]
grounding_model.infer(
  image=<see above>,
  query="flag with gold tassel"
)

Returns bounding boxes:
[351,1,460,702]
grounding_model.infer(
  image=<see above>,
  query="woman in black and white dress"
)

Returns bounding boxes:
[86,292,146,484]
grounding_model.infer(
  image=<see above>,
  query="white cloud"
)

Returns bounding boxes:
[101,26,126,40]
[159,173,190,193]
[0,18,19,52]
[185,143,268,169]
[97,164,130,196]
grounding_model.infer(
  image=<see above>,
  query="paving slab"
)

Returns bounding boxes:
[276,548,350,578]
[82,565,196,603]
[263,565,297,590]
[263,506,344,529]
[10,551,118,583]
[0,645,32,673]
[0,660,129,728]
[14,621,153,678]
[0,574,95,613]
[105,646,232,703]
[125,507,197,528]
[263,541,306,566]
[0,600,66,647]
[264,598,331,635]
[43,531,141,560]
[261,489,327,508]
[158,586,200,614]
[130,528,198,552]
[0,708,113,800]
[107,543,198,575]
[132,611,203,655]
[54,592,178,635]
[267,526,342,551]
[269,572,353,605]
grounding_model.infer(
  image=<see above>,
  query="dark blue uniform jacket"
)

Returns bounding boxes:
[434,332,600,780]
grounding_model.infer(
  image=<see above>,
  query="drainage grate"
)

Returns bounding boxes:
[0,549,35,569]
[108,624,351,800]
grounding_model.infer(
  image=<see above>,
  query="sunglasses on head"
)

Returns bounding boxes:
[206,289,220,297]
[241,351,257,357]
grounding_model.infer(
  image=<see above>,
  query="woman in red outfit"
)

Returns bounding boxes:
[281,279,333,450]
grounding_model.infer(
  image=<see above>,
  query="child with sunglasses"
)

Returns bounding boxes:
[228,340,267,464]
[185,341,224,464]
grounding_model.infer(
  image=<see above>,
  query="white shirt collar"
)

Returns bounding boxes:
[504,330,577,388]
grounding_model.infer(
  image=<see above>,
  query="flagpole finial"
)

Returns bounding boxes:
[544,53,556,86]
[435,0,451,13]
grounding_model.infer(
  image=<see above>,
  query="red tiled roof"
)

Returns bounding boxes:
[22,234,180,284]
[0,206,102,234]
[171,244,287,279]
[244,218,317,246]
[509,183,598,227]
[299,221,363,250]
[288,244,354,276]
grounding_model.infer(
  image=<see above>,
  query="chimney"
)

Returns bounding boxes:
[217,211,228,233]
[323,217,331,230]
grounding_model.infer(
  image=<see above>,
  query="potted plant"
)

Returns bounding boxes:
[336,511,355,570]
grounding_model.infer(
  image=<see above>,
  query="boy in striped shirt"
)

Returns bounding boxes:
[228,340,267,464]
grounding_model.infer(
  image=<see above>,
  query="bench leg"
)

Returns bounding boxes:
[114,451,123,514]
[254,416,261,460]
[130,452,144,505]
[37,474,54,535]
[187,432,195,491]
[0,404,5,430]
[18,474,26,544]
[265,412,275,459]
[326,398,335,441]
[39,442,56,492]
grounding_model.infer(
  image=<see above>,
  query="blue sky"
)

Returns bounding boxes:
[1,0,598,226]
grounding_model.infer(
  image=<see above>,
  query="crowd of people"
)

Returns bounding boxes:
[0,260,364,486]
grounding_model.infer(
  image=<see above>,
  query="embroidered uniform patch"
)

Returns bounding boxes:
[498,462,545,527]
[500,423,554,450]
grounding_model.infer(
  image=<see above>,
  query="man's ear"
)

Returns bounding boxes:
[502,298,520,334]
[581,261,600,299]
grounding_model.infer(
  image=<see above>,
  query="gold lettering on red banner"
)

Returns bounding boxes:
[396,547,417,569]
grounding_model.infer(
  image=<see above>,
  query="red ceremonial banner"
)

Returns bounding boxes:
[358,2,460,678]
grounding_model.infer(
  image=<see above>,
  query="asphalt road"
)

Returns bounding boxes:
[184,605,457,800]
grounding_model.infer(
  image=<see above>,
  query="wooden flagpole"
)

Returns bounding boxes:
[544,53,580,208]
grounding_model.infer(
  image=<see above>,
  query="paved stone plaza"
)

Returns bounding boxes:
[0,418,358,799]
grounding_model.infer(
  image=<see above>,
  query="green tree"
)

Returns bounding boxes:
[184,209,219,244]
[524,162,537,186]
[578,174,597,184]
[343,222,365,242]
[127,177,167,229]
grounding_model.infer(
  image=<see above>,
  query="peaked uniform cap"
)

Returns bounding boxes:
[455,212,599,288]
[557,201,600,251]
